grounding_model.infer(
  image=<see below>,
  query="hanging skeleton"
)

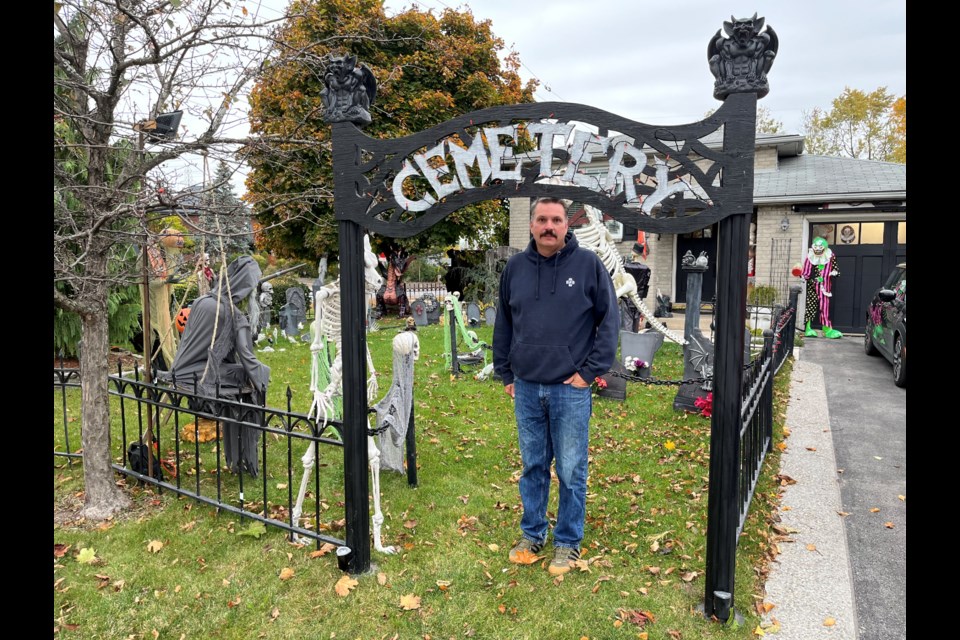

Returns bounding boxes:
[291,235,400,552]
[536,175,688,346]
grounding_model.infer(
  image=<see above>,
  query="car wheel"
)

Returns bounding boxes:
[864,326,880,356]
[892,333,906,388]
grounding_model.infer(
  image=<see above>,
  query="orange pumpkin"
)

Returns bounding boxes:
[175,307,191,334]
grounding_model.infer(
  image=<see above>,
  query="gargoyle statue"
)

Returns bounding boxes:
[321,54,378,125]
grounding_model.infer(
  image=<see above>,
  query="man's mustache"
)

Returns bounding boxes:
[540,231,557,238]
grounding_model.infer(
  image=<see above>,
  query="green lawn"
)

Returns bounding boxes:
[54,318,791,639]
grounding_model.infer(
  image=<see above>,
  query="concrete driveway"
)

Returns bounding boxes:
[800,336,906,640]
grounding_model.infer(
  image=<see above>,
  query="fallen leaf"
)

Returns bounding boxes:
[112,579,125,592]
[613,620,623,629]
[805,447,817,452]
[775,474,796,485]
[806,544,817,552]
[147,540,164,553]
[823,617,836,627]
[334,575,358,596]
[279,567,295,581]
[870,508,880,513]
[647,566,661,575]
[754,626,765,637]
[680,571,697,582]
[511,549,540,565]
[54,544,71,558]
[487,543,500,552]
[436,580,452,591]
[884,522,895,529]
[498,604,506,614]
[77,548,96,564]
[403,520,418,529]
[270,607,280,621]
[228,596,241,608]
[399,594,421,610]
[309,543,337,558]
[153,630,159,639]
[873,456,882,460]
[897,494,905,501]
[638,634,648,640]
[776,442,787,451]
[837,511,850,517]
[237,522,267,539]
[667,630,681,639]
[377,572,388,586]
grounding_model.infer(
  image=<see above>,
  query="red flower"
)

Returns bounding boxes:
[694,392,713,418]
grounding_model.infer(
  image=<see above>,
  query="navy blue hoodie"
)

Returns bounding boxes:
[493,231,619,386]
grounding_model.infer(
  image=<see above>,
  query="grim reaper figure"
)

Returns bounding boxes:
[165,255,271,477]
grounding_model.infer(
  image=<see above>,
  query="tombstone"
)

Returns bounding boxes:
[280,287,307,337]
[422,293,442,324]
[674,256,713,412]
[466,302,481,327]
[620,330,665,380]
[655,291,673,318]
[483,305,497,327]
[410,299,429,326]
[312,257,328,302]
[596,361,627,401]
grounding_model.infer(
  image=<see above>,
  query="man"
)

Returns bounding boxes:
[493,197,620,576]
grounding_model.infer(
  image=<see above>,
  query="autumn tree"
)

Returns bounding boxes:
[888,95,906,163]
[802,87,905,162]
[245,0,538,261]
[54,0,286,519]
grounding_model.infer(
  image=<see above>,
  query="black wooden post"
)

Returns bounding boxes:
[405,396,418,487]
[703,91,757,622]
[337,216,372,574]
[449,304,461,376]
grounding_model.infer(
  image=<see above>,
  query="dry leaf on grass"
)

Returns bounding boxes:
[377,572,388,586]
[511,549,541,565]
[399,594,421,610]
[279,568,295,581]
[334,575,358,596]
[147,540,163,553]
[309,543,337,558]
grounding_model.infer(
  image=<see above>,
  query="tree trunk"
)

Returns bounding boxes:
[78,251,131,520]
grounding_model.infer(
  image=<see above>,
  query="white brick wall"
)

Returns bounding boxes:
[754,147,778,173]
[509,198,530,250]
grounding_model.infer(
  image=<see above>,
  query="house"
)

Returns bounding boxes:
[506,131,906,334]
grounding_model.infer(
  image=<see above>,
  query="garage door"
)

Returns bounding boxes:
[808,221,906,334]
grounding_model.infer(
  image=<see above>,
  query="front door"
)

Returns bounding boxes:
[675,224,718,304]
[809,221,906,333]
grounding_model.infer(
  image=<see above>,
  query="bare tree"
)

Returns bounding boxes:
[53,0,291,519]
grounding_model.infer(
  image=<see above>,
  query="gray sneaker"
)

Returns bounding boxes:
[548,545,581,576]
[508,537,544,563]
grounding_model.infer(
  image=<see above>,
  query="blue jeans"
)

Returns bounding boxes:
[513,378,592,549]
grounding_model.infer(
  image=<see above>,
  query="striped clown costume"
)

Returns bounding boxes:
[801,236,842,339]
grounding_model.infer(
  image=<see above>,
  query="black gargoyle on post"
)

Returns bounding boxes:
[707,14,777,100]
[321,54,378,126]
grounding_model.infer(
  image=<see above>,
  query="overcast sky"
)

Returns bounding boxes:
[381,0,906,135]
[218,0,905,194]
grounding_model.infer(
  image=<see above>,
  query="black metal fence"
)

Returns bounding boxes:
[735,285,799,539]
[53,361,420,549]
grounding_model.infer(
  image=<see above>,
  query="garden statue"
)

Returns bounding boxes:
[320,54,377,126]
[375,245,415,318]
[164,255,270,477]
[801,236,842,338]
[293,234,398,553]
[257,281,274,336]
[142,228,184,370]
[707,13,778,99]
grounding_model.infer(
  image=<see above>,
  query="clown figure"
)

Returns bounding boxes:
[801,236,842,338]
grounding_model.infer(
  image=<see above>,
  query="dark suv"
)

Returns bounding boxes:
[864,263,906,387]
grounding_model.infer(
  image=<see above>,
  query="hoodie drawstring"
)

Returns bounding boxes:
[535,254,541,300]
[551,252,559,294]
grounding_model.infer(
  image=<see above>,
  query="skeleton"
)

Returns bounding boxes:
[291,235,397,552]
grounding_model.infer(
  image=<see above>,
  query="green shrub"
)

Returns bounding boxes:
[54,282,142,357]
[748,285,778,306]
